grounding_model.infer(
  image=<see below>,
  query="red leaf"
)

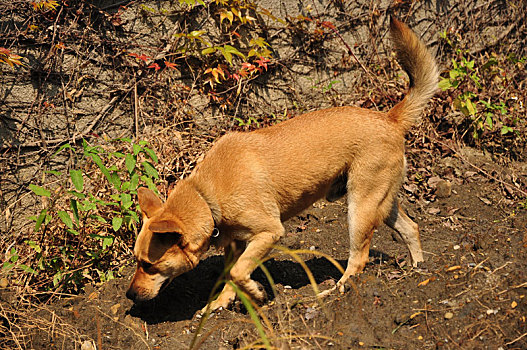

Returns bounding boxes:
[147,62,161,71]
[129,52,150,62]
[320,21,336,30]
[164,61,178,69]
[255,57,270,71]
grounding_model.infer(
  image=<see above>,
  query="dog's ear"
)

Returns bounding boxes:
[148,219,182,234]
[138,187,163,218]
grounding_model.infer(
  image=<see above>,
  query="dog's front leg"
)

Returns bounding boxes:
[205,224,284,312]
[202,240,245,313]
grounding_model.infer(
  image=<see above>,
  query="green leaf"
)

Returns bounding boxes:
[121,193,133,209]
[201,47,217,55]
[130,172,139,191]
[102,236,114,250]
[189,30,205,38]
[29,184,51,197]
[52,143,72,157]
[9,249,18,263]
[26,240,42,253]
[112,217,123,232]
[438,78,452,91]
[58,210,73,229]
[70,169,84,191]
[125,153,136,173]
[68,191,86,199]
[465,99,477,115]
[133,144,142,156]
[143,147,158,164]
[53,271,62,287]
[485,114,493,129]
[141,161,159,179]
[221,49,233,65]
[141,175,158,193]
[67,228,80,236]
[224,45,245,58]
[2,261,14,271]
[45,170,62,176]
[94,215,107,224]
[19,264,37,275]
[501,125,513,135]
[70,199,80,225]
[110,172,122,189]
[34,209,47,231]
[89,153,112,184]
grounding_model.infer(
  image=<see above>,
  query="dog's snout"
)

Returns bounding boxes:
[126,287,137,302]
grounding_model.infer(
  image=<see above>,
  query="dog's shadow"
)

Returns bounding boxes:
[127,250,393,324]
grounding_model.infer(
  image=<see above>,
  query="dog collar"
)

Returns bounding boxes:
[211,227,220,238]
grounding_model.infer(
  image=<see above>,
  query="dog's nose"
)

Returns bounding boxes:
[126,288,137,301]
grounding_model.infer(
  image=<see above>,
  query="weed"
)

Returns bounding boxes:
[439,32,524,144]
[4,139,160,294]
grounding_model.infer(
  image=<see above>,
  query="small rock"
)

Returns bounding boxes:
[428,207,441,215]
[435,180,452,198]
[309,245,316,251]
[80,340,95,350]
[110,303,120,315]
[453,245,460,250]
[444,312,454,319]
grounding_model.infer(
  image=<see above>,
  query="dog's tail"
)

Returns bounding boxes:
[388,16,438,131]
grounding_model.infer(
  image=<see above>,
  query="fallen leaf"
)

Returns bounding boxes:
[446,265,461,272]
[418,278,431,287]
[479,196,492,205]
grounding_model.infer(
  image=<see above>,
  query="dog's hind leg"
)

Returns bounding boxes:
[334,174,396,293]
[384,200,424,266]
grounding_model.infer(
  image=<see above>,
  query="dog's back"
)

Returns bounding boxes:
[193,16,438,221]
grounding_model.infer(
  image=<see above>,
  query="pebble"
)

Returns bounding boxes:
[110,303,120,315]
[436,180,452,198]
[309,245,316,251]
[453,245,460,250]
[444,312,454,319]
[80,341,95,350]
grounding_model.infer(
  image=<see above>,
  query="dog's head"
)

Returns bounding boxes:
[126,186,213,302]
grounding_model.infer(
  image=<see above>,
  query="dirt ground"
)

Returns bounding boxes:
[18,149,526,349]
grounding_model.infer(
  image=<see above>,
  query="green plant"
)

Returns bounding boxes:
[17,138,160,293]
[127,0,277,112]
[438,45,520,140]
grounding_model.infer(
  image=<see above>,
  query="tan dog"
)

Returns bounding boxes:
[126,17,438,311]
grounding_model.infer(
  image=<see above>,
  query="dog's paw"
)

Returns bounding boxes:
[337,281,351,294]
[317,286,337,298]
[200,296,234,315]
[253,281,268,304]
